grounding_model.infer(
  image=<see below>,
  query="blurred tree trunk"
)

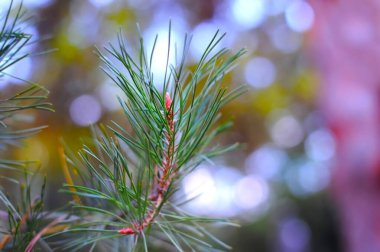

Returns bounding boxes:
[308,1,380,251]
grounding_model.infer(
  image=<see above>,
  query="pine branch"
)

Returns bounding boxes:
[0,1,53,153]
[0,2,54,251]
[58,25,246,251]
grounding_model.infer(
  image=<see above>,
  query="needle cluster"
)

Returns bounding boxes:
[57,25,245,251]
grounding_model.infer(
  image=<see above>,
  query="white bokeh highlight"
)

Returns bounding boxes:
[182,164,271,217]
[231,0,267,30]
[286,160,331,196]
[234,175,269,210]
[98,82,123,111]
[270,115,304,148]
[69,94,102,126]
[246,144,288,180]
[285,0,315,32]
[305,129,336,161]
[0,57,33,89]
[245,57,276,89]
[191,22,223,61]
[183,166,218,214]
[144,24,185,90]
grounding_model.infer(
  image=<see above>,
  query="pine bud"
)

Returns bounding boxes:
[165,92,172,111]
[117,227,135,235]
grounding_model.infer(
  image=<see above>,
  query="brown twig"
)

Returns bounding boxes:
[25,216,65,252]
[0,235,11,250]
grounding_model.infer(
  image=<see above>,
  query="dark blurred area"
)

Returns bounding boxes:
[3,0,377,251]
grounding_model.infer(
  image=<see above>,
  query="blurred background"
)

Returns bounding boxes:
[3,0,379,251]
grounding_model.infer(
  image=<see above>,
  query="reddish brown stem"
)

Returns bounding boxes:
[25,216,65,252]
[118,93,176,235]
[0,235,11,250]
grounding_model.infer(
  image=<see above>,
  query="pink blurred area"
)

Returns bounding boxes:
[309,1,380,251]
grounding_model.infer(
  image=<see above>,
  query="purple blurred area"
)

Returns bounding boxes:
[4,0,377,251]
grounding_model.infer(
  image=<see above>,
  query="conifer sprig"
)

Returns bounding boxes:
[0,2,54,251]
[0,0,53,168]
[0,0,53,152]
[0,0,30,75]
[57,26,245,251]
